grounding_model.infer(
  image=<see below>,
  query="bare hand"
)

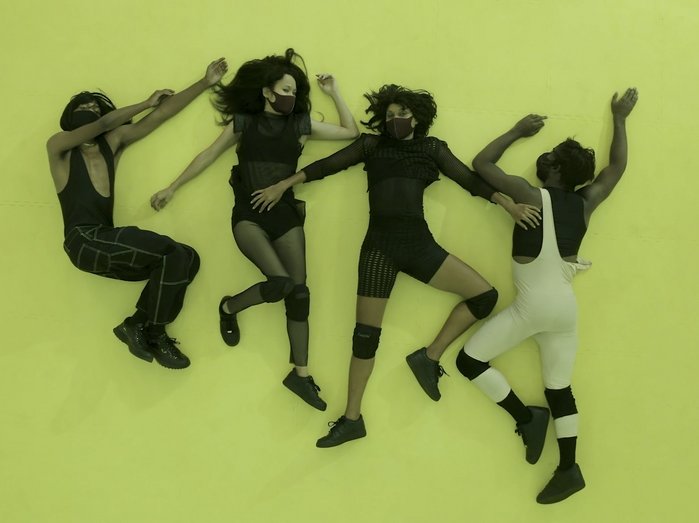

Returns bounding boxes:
[611,88,638,119]
[316,74,338,95]
[251,183,285,212]
[150,187,174,211]
[513,114,547,137]
[205,58,228,86]
[508,203,541,230]
[147,89,174,108]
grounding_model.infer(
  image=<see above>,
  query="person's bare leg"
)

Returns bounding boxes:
[425,254,492,361]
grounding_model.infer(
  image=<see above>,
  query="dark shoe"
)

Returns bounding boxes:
[219,296,240,346]
[536,463,586,504]
[316,416,366,448]
[406,347,447,401]
[282,370,327,411]
[148,334,190,369]
[516,406,550,464]
[113,319,154,363]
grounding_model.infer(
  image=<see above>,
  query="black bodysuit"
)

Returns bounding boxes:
[303,133,496,298]
[230,111,312,240]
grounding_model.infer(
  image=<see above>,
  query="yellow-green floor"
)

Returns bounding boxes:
[1,1,697,521]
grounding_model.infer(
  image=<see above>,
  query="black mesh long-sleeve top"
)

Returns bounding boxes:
[302,133,495,218]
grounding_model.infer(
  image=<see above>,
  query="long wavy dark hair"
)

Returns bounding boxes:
[60,91,118,130]
[213,48,311,125]
[361,84,437,138]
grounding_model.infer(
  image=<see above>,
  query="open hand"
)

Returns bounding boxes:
[206,58,228,86]
[508,203,541,230]
[611,88,638,119]
[251,183,285,212]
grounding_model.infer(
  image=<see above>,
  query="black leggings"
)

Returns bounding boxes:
[63,224,200,325]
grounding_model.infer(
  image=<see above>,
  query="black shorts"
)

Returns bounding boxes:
[357,216,449,298]
[232,198,305,241]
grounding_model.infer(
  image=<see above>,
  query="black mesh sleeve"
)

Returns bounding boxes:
[433,139,496,201]
[303,134,372,182]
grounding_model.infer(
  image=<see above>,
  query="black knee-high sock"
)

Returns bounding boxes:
[498,391,532,425]
[557,437,577,470]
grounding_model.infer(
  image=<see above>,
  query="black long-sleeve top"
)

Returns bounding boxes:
[302,133,495,218]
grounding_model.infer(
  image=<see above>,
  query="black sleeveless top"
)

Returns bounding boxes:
[512,187,587,258]
[229,112,311,207]
[57,137,115,236]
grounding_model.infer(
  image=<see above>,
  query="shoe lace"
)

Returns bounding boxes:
[327,417,344,428]
[437,365,448,378]
[159,335,182,356]
[306,376,321,393]
[515,425,529,444]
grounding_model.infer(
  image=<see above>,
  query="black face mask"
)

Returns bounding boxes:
[69,110,100,130]
[269,91,296,115]
[386,116,414,139]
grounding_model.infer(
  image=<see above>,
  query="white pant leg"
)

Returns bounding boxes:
[463,300,539,362]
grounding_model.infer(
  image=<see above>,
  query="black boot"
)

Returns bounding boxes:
[515,406,550,464]
[147,334,190,369]
[113,318,153,363]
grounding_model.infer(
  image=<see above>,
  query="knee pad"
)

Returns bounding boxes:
[455,350,490,380]
[544,386,578,418]
[284,284,310,321]
[352,323,382,360]
[184,246,200,279]
[464,288,498,319]
[260,276,295,303]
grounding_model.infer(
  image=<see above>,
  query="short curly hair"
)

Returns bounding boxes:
[554,139,596,189]
[361,84,437,138]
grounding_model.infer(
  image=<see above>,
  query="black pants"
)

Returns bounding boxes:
[63,225,200,325]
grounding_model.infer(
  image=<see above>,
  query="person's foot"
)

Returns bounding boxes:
[406,347,447,401]
[282,370,327,411]
[147,334,190,369]
[515,406,550,464]
[113,319,154,363]
[536,463,586,504]
[316,416,366,448]
[219,296,240,346]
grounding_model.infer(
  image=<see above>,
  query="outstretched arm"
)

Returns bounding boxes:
[110,58,228,151]
[472,114,546,206]
[151,122,240,210]
[250,134,368,211]
[46,90,170,157]
[309,74,359,140]
[578,88,638,217]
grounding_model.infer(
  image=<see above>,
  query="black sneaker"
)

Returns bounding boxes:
[113,319,154,363]
[316,416,366,448]
[219,296,240,346]
[406,347,447,401]
[536,463,586,504]
[516,406,550,464]
[282,370,327,411]
[148,334,190,369]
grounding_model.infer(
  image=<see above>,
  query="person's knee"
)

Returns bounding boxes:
[544,386,577,418]
[260,276,295,303]
[455,350,490,380]
[284,284,310,321]
[352,323,382,359]
[464,288,498,319]
[183,245,200,278]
